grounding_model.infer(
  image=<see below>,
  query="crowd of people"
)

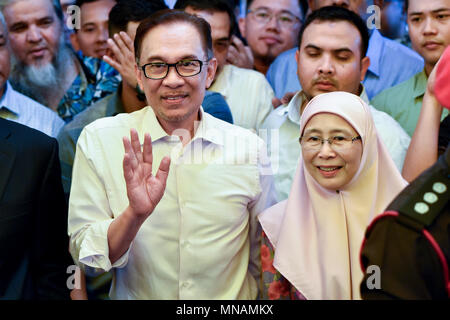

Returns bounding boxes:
[0,0,448,300]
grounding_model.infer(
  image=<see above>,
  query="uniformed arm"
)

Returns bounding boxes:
[402,62,442,182]
[360,216,447,300]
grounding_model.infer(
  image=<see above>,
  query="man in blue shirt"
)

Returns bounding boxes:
[267,0,424,101]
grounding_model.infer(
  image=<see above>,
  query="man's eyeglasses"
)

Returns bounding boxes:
[140,59,209,80]
[248,8,302,28]
[299,135,362,152]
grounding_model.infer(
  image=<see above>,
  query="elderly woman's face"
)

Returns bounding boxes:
[301,113,363,190]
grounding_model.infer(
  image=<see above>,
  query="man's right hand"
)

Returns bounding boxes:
[226,35,254,70]
[108,129,170,264]
[122,129,171,220]
[103,32,137,89]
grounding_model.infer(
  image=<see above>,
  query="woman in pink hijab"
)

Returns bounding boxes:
[259,91,408,300]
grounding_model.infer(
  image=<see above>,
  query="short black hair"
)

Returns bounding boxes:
[298,6,369,58]
[75,0,102,8]
[134,9,213,65]
[74,0,117,33]
[174,0,237,37]
[108,0,167,36]
[247,0,304,17]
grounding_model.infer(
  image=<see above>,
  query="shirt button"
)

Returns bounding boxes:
[423,192,438,204]
[414,202,429,215]
[432,182,447,194]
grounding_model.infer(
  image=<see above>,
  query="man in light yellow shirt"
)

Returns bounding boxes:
[68,10,276,299]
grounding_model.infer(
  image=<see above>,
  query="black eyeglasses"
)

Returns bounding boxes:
[140,59,209,80]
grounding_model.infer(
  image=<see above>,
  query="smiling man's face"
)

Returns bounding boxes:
[136,22,216,131]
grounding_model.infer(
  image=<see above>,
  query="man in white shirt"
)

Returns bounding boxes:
[175,0,275,132]
[261,6,411,201]
[0,12,63,137]
[68,10,276,299]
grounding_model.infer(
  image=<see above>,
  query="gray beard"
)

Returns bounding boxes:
[10,41,72,107]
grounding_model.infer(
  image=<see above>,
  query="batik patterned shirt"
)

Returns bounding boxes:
[57,54,121,123]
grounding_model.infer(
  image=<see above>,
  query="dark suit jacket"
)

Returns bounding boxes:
[0,118,72,299]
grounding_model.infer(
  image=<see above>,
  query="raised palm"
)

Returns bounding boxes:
[122,129,170,219]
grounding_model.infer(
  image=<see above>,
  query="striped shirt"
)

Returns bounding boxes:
[209,64,274,133]
[0,81,64,138]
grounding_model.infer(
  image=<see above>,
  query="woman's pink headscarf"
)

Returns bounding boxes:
[259,92,408,300]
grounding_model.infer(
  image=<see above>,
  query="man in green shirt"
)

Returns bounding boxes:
[371,0,450,137]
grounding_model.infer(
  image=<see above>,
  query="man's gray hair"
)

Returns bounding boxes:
[0,0,64,22]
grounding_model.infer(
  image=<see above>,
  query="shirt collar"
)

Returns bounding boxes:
[413,69,428,99]
[141,106,170,143]
[366,29,383,77]
[142,106,225,146]
[359,85,370,104]
[286,91,307,125]
[286,85,370,124]
[193,107,225,146]
[0,81,20,116]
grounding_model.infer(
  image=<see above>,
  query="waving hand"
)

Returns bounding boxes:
[122,129,171,219]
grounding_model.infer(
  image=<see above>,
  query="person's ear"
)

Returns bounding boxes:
[295,48,301,80]
[238,16,246,38]
[360,56,371,82]
[205,57,217,89]
[135,62,144,93]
